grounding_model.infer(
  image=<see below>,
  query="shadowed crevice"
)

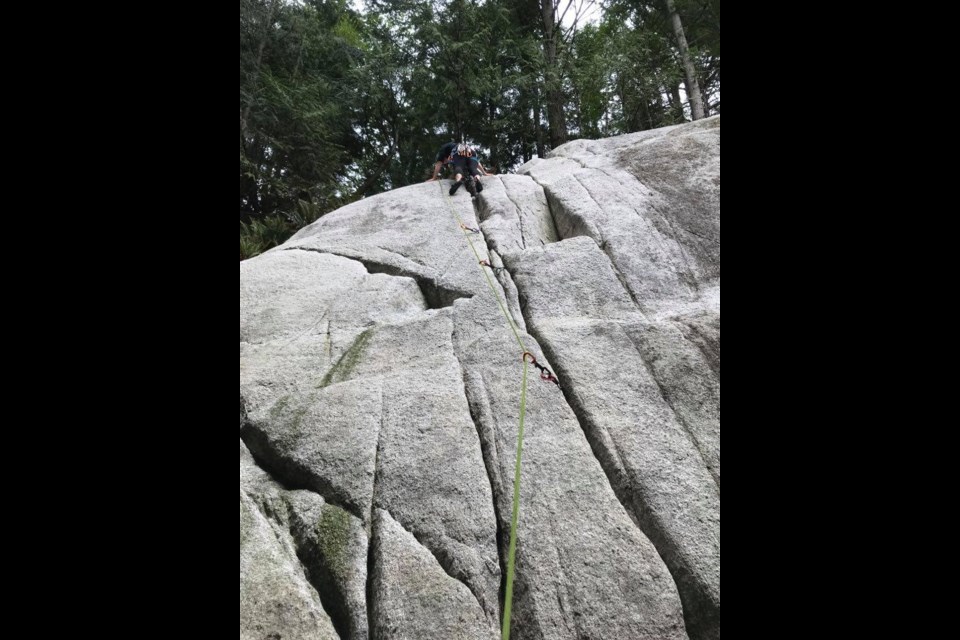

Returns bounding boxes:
[499,257,717,640]
[287,246,473,310]
[515,315,719,640]
[240,415,368,524]
[450,344,509,627]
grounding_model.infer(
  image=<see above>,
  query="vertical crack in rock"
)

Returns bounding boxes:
[366,402,384,640]
[286,497,367,640]
[451,342,509,625]
[365,523,377,640]
[500,246,715,637]
[514,314,718,640]
[518,171,587,245]
[407,522,488,617]
[542,186,567,247]
[527,169,701,309]
[368,508,496,640]
[503,185,530,250]
[601,245,649,316]
[244,491,345,640]
[557,174,607,247]
[241,444,346,639]
[245,126,720,639]
[486,249,528,336]
[325,318,334,360]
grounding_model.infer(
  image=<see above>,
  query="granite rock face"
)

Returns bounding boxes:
[240,117,720,640]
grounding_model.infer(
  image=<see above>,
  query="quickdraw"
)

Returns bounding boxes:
[479,259,507,274]
[522,352,561,388]
[440,180,561,640]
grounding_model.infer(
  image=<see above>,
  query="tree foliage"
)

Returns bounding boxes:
[239,0,720,259]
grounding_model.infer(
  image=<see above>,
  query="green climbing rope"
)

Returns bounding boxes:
[441,184,527,352]
[440,183,531,640]
[502,357,529,640]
